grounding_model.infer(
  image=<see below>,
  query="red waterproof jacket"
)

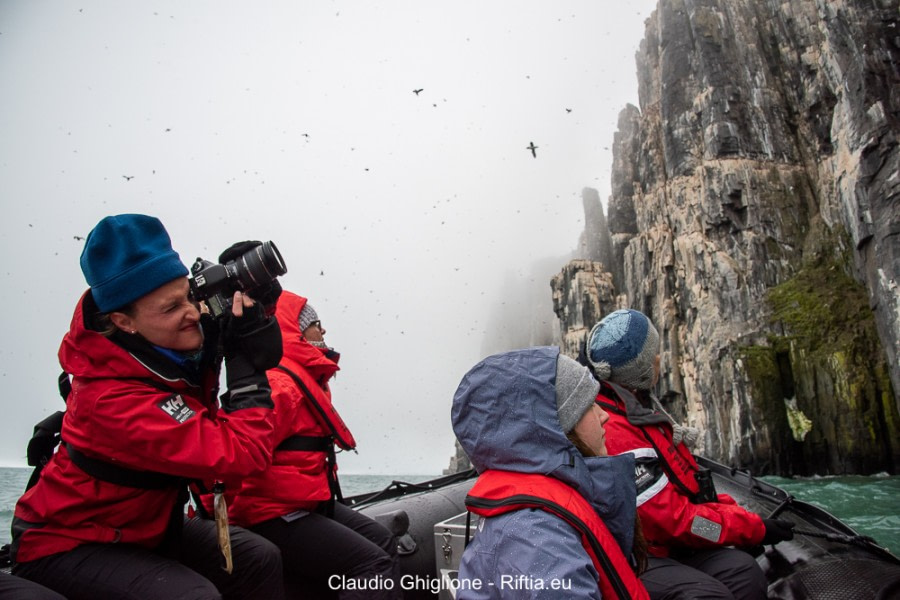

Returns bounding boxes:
[598,382,765,556]
[226,292,357,527]
[12,291,277,564]
[467,470,650,600]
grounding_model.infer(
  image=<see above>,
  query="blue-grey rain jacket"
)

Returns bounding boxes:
[451,346,639,599]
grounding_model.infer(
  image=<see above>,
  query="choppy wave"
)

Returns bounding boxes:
[762,474,900,552]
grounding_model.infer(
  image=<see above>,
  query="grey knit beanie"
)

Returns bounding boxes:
[586,309,660,390]
[556,354,601,433]
[298,303,320,332]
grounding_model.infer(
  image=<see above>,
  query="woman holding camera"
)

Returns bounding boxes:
[11,214,285,600]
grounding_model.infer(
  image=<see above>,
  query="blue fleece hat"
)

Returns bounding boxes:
[586,309,660,390]
[80,214,189,312]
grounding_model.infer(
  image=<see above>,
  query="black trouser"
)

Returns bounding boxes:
[13,517,284,600]
[640,548,767,600]
[251,502,401,600]
[0,572,66,600]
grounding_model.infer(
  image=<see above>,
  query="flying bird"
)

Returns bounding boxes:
[527,142,538,158]
[413,88,423,95]
[73,235,85,241]
[565,108,572,113]
[122,175,134,181]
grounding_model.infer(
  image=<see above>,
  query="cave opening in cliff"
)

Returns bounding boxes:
[775,351,795,399]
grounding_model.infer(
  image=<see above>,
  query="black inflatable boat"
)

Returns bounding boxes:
[351,458,900,599]
[3,458,899,598]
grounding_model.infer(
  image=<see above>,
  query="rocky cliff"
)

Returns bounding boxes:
[552,0,900,476]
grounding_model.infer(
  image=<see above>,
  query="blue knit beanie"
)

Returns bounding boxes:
[80,214,189,312]
[586,309,660,390]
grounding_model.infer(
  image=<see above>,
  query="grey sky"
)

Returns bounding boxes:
[0,1,656,473]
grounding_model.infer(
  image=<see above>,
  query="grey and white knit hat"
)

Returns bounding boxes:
[298,303,320,332]
[586,309,660,391]
[556,354,601,433]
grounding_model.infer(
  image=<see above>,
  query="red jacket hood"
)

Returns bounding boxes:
[59,290,207,390]
[59,290,156,380]
[275,291,339,382]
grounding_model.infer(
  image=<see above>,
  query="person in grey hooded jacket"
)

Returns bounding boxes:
[451,346,649,599]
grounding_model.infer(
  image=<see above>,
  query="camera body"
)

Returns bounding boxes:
[189,240,287,318]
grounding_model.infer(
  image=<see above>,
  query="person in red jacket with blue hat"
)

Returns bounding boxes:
[583,309,795,600]
[11,214,285,600]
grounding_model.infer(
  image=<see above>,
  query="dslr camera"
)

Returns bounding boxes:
[189,240,287,318]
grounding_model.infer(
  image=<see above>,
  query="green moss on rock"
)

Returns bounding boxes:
[737,344,785,432]
[756,245,899,473]
[735,220,898,474]
[768,258,871,358]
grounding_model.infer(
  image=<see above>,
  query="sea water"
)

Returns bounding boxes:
[2,467,899,554]
[761,472,900,553]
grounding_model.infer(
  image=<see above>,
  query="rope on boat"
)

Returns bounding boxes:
[346,469,477,507]
[766,495,794,519]
[792,527,881,549]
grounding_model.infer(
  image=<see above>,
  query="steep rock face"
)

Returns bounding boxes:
[443,442,472,475]
[558,0,899,475]
[580,188,615,270]
[550,260,618,358]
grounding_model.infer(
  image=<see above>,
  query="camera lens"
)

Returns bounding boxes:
[235,240,287,289]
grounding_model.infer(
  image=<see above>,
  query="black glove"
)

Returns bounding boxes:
[218,239,262,264]
[222,299,283,373]
[219,301,278,414]
[218,240,283,316]
[761,518,795,545]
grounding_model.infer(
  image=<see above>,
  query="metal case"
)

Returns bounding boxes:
[432,511,479,600]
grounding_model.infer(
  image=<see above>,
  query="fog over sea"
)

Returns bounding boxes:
[2,467,898,555]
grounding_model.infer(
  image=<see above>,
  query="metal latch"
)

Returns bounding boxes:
[441,528,453,564]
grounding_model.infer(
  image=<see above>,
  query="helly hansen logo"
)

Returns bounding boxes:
[158,394,196,423]
[635,463,654,489]
[634,457,663,496]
